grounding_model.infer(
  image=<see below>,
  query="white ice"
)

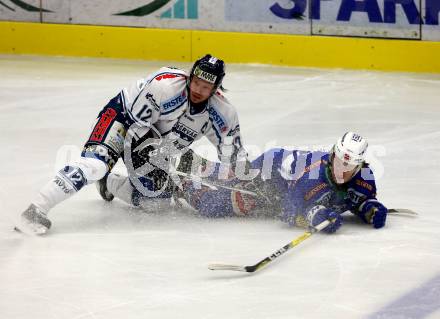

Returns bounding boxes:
[1,55,439,319]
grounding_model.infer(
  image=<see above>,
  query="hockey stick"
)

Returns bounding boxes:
[388,208,418,215]
[171,170,258,196]
[207,208,417,273]
[208,217,335,273]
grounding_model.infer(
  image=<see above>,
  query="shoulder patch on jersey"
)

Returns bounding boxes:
[145,93,160,111]
[155,73,184,81]
[162,90,187,114]
[208,106,228,133]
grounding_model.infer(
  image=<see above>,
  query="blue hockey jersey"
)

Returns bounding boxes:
[250,148,378,224]
[185,148,379,223]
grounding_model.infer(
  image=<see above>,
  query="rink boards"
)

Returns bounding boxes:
[1,21,440,73]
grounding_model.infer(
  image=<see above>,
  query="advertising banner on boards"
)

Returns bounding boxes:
[0,0,439,41]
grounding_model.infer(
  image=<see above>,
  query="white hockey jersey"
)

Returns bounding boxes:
[120,67,245,162]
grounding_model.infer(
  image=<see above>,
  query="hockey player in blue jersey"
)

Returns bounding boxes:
[181,132,388,233]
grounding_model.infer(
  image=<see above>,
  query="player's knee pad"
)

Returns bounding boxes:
[76,157,108,183]
[82,144,119,171]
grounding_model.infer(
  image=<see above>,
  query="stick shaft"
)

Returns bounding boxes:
[172,170,258,195]
[209,219,332,273]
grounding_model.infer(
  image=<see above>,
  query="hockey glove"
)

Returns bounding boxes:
[306,205,343,233]
[358,199,388,229]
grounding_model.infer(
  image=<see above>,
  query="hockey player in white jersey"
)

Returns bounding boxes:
[16,54,246,235]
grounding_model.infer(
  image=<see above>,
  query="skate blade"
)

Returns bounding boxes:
[13,223,48,236]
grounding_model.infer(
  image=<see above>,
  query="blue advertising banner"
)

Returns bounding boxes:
[311,0,423,39]
[224,0,440,40]
[225,0,303,23]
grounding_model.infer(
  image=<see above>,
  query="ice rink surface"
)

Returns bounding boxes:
[0,55,439,319]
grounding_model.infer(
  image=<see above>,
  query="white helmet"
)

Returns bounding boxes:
[332,132,368,166]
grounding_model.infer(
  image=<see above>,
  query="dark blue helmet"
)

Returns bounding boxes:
[189,54,226,90]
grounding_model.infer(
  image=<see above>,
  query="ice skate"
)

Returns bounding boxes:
[16,204,51,235]
[96,174,114,201]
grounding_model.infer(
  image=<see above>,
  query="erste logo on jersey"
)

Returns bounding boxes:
[208,107,228,133]
[162,90,187,111]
